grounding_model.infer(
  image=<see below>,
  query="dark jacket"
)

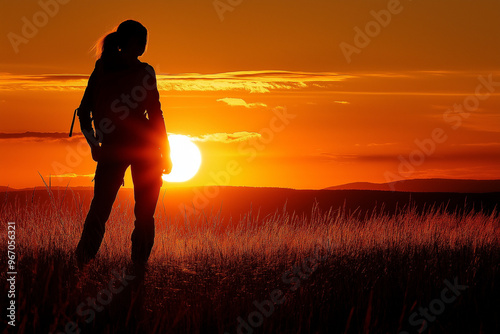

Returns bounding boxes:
[78,59,167,161]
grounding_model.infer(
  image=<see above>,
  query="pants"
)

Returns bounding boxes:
[75,155,163,265]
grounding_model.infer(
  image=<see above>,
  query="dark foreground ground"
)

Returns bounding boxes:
[1,243,499,333]
[1,188,499,333]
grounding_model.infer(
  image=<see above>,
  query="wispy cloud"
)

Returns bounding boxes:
[217,98,267,108]
[407,166,500,180]
[51,173,94,178]
[316,153,360,162]
[366,142,397,147]
[452,142,500,147]
[353,142,398,148]
[0,73,88,92]
[0,131,261,144]
[0,70,353,93]
[3,70,500,96]
[0,132,83,142]
[188,131,261,143]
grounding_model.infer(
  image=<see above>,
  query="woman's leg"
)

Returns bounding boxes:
[75,160,129,266]
[130,157,163,265]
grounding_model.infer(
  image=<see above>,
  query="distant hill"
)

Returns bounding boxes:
[325,179,500,193]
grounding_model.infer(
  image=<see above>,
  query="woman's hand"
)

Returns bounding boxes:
[161,153,173,174]
[81,128,101,162]
[90,144,102,162]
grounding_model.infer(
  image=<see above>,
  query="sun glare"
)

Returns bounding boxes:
[162,135,202,183]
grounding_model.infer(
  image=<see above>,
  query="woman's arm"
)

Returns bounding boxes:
[145,65,172,174]
[78,61,101,161]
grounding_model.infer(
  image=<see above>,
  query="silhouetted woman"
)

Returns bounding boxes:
[75,20,172,268]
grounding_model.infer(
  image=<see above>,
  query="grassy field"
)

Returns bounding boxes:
[1,188,499,334]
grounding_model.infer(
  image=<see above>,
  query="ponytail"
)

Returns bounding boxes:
[94,20,147,70]
[99,32,120,68]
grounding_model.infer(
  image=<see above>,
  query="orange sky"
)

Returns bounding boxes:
[1,0,499,189]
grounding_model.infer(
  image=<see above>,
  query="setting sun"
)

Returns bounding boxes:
[162,135,202,183]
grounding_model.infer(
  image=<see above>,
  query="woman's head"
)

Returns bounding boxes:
[98,20,148,66]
